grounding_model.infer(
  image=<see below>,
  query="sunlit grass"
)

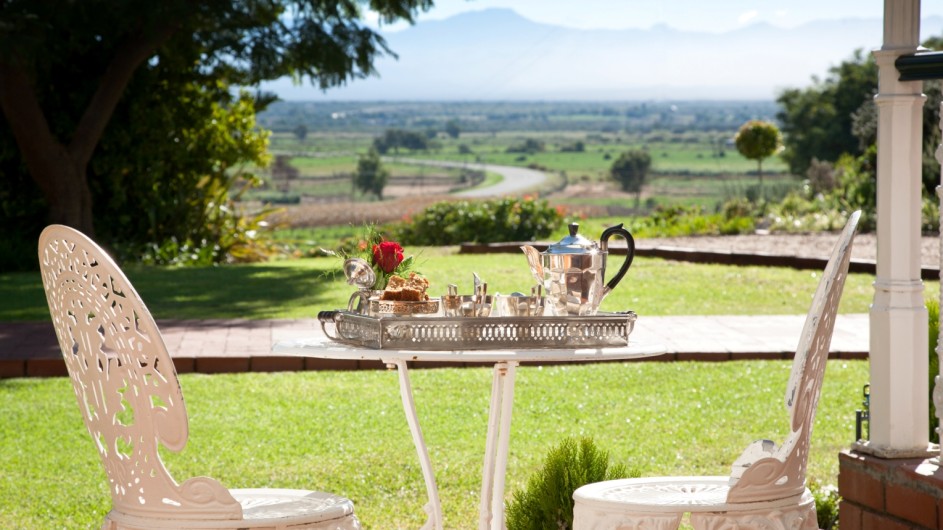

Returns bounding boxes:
[0,360,868,529]
[0,253,891,322]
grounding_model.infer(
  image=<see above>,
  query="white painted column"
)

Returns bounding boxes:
[863,0,931,456]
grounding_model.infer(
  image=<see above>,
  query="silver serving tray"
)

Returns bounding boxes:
[317,310,637,350]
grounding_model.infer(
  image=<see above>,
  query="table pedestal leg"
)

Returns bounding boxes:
[478,361,518,530]
[387,360,443,530]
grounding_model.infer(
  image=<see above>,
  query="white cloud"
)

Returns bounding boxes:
[738,10,759,24]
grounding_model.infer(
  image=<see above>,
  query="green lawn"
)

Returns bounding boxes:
[2,249,895,528]
[0,360,868,529]
[1,252,888,321]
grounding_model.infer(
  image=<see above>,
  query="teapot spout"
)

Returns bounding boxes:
[520,245,545,285]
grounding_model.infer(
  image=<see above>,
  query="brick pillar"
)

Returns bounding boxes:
[839,450,943,529]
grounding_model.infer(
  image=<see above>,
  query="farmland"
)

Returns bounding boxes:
[249,100,798,223]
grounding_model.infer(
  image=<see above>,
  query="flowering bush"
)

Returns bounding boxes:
[338,225,416,289]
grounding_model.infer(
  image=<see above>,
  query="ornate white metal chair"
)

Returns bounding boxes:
[573,210,861,530]
[38,225,361,530]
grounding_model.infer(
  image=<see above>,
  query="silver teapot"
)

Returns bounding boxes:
[524,223,635,316]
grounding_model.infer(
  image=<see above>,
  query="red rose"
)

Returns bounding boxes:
[372,241,404,273]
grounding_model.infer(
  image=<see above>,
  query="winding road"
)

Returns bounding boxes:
[393,158,549,197]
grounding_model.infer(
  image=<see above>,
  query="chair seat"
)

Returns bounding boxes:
[574,476,811,513]
[107,489,359,529]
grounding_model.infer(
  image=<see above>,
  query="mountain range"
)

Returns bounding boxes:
[264,8,943,101]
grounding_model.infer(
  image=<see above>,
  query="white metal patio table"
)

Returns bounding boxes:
[272,335,666,530]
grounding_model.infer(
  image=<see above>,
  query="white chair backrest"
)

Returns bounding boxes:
[38,225,240,520]
[727,210,860,503]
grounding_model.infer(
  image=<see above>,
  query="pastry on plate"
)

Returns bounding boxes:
[380,272,430,301]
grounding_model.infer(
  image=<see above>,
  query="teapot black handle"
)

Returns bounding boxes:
[600,223,635,292]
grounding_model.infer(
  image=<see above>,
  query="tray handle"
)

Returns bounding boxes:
[318,310,340,340]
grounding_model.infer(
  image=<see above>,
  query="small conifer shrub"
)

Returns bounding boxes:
[505,437,637,530]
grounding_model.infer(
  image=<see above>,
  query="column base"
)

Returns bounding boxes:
[853,440,937,459]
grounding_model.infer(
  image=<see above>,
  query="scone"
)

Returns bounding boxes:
[381,272,430,301]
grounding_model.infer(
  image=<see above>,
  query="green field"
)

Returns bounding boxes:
[259,130,794,213]
[268,131,789,178]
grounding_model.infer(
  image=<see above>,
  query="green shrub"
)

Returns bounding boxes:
[922,195,940,234]
[721,197,753,219]
[720,216,755,235]
[765,193,852,233]
[396,197,564,245]
[810,481,840,530]
[505,437,636,530]
[760,147,883,234]
[626,205,755,238]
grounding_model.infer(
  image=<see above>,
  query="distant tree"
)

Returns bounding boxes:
[823,38,942,196]
[560,141,585,152]
[271,155,299,192]
[610,149,651,211]
[354,148,389,199]
[735,120,782,190]
[373,128,429,154]
[506,138,545,154]
[293,124,308,142]
[445,119,461,139]
[776,49,877,177]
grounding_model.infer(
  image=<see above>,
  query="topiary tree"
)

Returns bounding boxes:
[609,149,652,211]
[735,120,783,191]
[506,437,636,530]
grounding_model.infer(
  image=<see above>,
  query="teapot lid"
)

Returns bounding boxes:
[546,223,599,254]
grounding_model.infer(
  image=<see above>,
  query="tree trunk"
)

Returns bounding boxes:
[0,62,95,236]
[44,149,96,234]
[0,22,177,239]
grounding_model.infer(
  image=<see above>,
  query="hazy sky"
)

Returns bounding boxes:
[370,0,943,33]
[267,1,943,100]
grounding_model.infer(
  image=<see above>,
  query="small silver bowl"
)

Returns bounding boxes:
[443,295,493,317]
[497,295,545,317]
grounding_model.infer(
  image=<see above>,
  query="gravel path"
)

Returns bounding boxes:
[638,233,941,268]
